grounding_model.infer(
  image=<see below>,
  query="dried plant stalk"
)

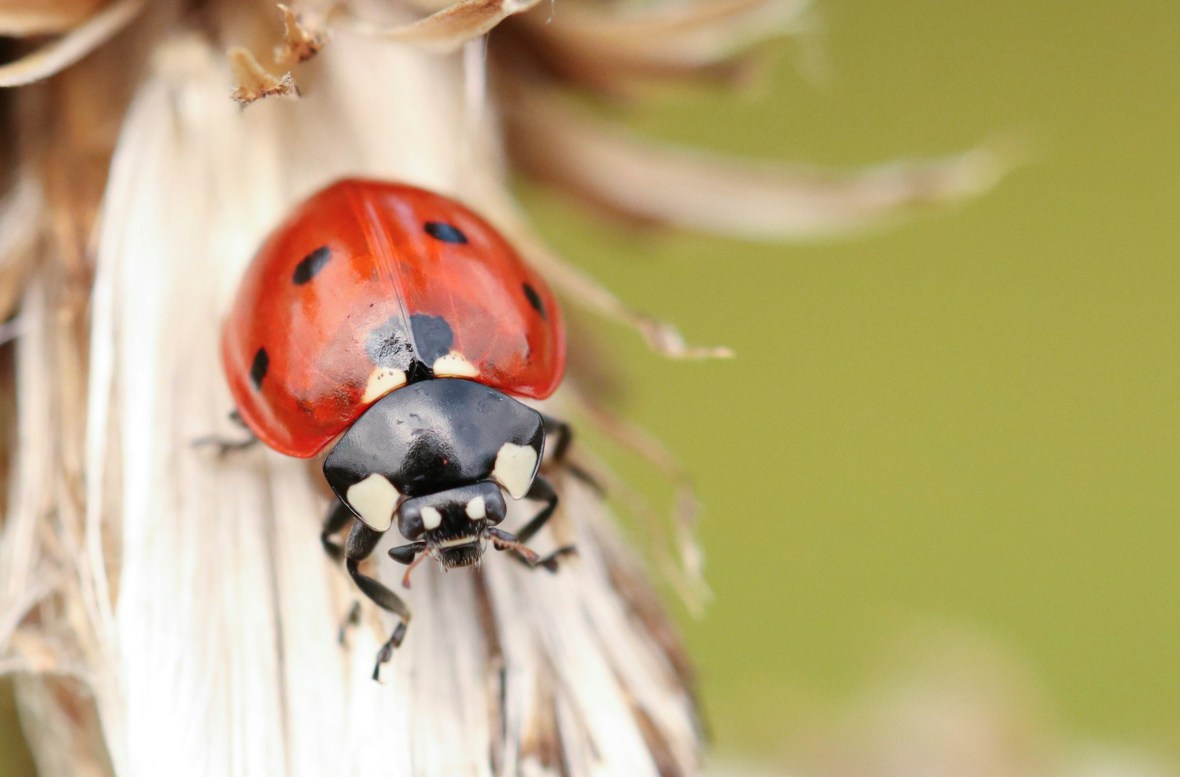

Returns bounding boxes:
[509,0,815,94]
[337,0,543,52]
[2,16,700,777]
[505,86,1016,240]
[0,0,110,36]
[0,178,40,323]
[0,0,144,87]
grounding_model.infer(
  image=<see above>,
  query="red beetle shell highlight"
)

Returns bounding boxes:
[222,179,566,458]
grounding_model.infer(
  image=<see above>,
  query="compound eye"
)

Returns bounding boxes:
[344,473,400,531]
[398,502,425,540]
[398,496,447,539]
[469,487,507,525]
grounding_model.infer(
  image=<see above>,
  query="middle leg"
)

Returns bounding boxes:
[541,414,602,492]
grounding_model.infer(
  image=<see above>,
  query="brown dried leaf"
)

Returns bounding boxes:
[340,0,542,53]
[0,0,106,36]
[508,90,1019,240]
[0,0,143,87]
[26,42,132,281]
[228,46,298,104]
[14,674,115,777]
[273,3,324,66]
[513,0,812,93]
[0,178,41,322]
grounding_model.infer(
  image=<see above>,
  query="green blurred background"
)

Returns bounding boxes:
[524,0,1180,763]
[3,0,1178,772]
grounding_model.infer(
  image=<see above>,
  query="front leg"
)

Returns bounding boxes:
[321,501,363,644]
[516,475,558,543]
[320,500,354,563]
[502,475,577,572]
[345,522,413,681]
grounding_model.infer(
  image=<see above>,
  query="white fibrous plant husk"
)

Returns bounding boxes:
[0,1,1013,775]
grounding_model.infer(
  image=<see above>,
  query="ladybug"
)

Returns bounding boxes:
[220,179,576,676]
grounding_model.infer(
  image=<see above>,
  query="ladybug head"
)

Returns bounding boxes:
[323,379,545,569]
[394,481,507,568]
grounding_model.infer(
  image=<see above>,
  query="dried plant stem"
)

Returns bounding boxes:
[0,0,144,87]
[507,86,1017,239]
[2,23,701,777]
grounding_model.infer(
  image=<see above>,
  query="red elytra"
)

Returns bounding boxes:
[221,179,566,458]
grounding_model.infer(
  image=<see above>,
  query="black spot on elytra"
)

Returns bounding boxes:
[364,314,456,385]
[410,314,455,364]
[365,318,415,371]
[292,246,331,285]
[522,283,546,319]
[250,348,269,390]
[424,222,468,244]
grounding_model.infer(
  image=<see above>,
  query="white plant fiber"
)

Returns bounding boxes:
[53,25,698,777]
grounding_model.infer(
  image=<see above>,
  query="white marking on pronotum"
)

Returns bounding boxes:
[432,351,479,378]
[420,506,443,531]
[466,496,486,520]
[492,443,538,499]
[362,367,407,402]
[439,535,477,549]
[345,473,399,532]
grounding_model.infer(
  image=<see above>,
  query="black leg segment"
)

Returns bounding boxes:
[191,430,259,456]
[517,475,559,544]
[541,414,574,465]
[540,413,602,492]
[504,475,577,572]
[190,408,259,456]
[345,522,412,680]
[320,500,354,562]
